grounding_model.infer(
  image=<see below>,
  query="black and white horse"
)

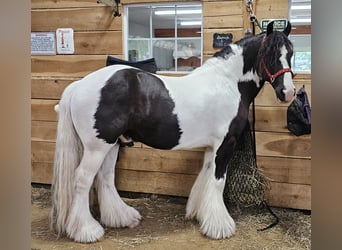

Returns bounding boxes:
[51,21,295,243]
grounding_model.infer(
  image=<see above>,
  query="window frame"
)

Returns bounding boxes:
[288,0,311,74]
[123,2,203,74]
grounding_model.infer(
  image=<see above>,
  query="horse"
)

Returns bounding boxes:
[51,21,296,243]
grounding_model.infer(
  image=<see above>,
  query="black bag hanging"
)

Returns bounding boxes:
[287,85,311,136]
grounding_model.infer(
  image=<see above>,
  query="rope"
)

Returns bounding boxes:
[246,0,279,231]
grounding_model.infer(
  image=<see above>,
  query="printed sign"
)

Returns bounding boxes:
[56,28,75,54]
[260,19,288,32]
[31,32,56,55]
[213,33,233,48]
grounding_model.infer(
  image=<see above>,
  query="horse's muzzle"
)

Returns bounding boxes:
[281,87,296,102]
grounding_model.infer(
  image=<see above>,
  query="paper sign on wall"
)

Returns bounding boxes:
[56,28,75,54]
[31,32,56,55]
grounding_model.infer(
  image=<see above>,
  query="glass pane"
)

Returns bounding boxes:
[127,39,151,61]
[176,4,202,38]
[126,3,202,72]
[152,6,176,38]
[128,7,151,38]
[175,39,201,71]
[290,34,311,73]
[153,39,175,71]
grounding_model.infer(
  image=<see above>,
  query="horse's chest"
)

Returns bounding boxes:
[168,83,241,148]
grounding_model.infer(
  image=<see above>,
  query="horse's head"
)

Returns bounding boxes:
[259,21,296,102]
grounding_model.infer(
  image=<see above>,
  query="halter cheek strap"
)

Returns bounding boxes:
[262,60,295,84]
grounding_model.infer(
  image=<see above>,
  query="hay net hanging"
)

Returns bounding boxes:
[223,123,268,207]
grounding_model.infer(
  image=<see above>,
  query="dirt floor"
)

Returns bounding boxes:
[31,185,311,250]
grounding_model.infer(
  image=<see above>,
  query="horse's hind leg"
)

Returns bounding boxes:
[95,144,141,228]
[66,145,111,243]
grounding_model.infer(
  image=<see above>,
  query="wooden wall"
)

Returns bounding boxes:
[31,0,311,210]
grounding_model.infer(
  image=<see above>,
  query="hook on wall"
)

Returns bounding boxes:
[97,0,121,17]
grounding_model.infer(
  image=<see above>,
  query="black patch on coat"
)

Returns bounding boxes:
[214,101,249,179]
[213,45,234,58]
[94,68,182,149]
[214,80,258,179]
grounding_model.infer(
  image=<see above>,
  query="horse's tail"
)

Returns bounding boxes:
[50,81,83,236]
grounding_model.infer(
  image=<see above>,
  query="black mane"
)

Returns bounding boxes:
[212,31,293,75]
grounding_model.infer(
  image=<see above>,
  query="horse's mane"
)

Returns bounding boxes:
[212,33,265,58]
[211,31,293,71]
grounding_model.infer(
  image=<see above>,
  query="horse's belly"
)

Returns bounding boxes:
[172,102,240,150]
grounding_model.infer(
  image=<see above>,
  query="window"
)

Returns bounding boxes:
[124,3,202,73]
[289,0,311,73]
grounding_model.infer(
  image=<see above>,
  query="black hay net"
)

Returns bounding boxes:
[223,124,268,208]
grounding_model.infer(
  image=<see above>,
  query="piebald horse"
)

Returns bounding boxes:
[51,21,295,242]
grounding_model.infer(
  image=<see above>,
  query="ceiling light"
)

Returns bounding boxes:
[290,18,311,23]
[155,9,202,15]
[180,21,202,26]
[291,5,311,10]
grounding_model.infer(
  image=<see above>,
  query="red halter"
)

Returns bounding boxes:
[261,60,295,84]
[259,36,295,84]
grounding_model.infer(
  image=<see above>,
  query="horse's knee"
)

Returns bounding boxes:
[215,136,237,179]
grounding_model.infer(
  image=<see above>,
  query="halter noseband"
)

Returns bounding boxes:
[259,36,295,85]
[261,60,295,84]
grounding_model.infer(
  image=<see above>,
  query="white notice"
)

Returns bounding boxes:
[56,28,75,54]
[31,32,56,55]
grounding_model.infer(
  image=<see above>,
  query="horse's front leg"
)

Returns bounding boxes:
[186,136,238,239]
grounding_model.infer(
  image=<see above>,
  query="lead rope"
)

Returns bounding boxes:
[246,0,279,231]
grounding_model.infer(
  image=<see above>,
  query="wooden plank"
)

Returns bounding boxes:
[203,15,243,29]
[31,7,122,32]
[116,147,203,175]
[32,0,104,9]
[203,1,242,17]
[115,169,196,197]
[255,81,311,107]
[265,182,311,210]
[249,106,288,133]
[31,141,55,164]
[257,156,311,185]
[32,99,58,122]
[256,132,311,159]
[31,77,76,99]
[31,162,53,184]
[255,0,289,20]
[32,121,57,142]
[31,162,311,210]
[203,28,244,54]
[74,31,123,55]
[31,55,113,77]
[122,0,190,4]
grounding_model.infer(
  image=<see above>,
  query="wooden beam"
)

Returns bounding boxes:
[265,182,311,210]
[32,0,104,9]
[203,1,243,17]
[32,7,122,32]
[74,31,123,55]
[31,99,58,122]
[31,77,76,100]
[258,156,311,185]
[203,15,243,29]
[31,55,113,77]
[32,121,57,143]
[256,132,311,159]
[115,169,196,197]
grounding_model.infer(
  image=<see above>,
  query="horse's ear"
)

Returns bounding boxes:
[283,21,292,36]
[266,21,274,36]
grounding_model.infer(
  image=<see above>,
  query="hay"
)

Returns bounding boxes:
[32,185,310,249]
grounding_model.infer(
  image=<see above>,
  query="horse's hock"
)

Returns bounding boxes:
[31,0,311,211]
